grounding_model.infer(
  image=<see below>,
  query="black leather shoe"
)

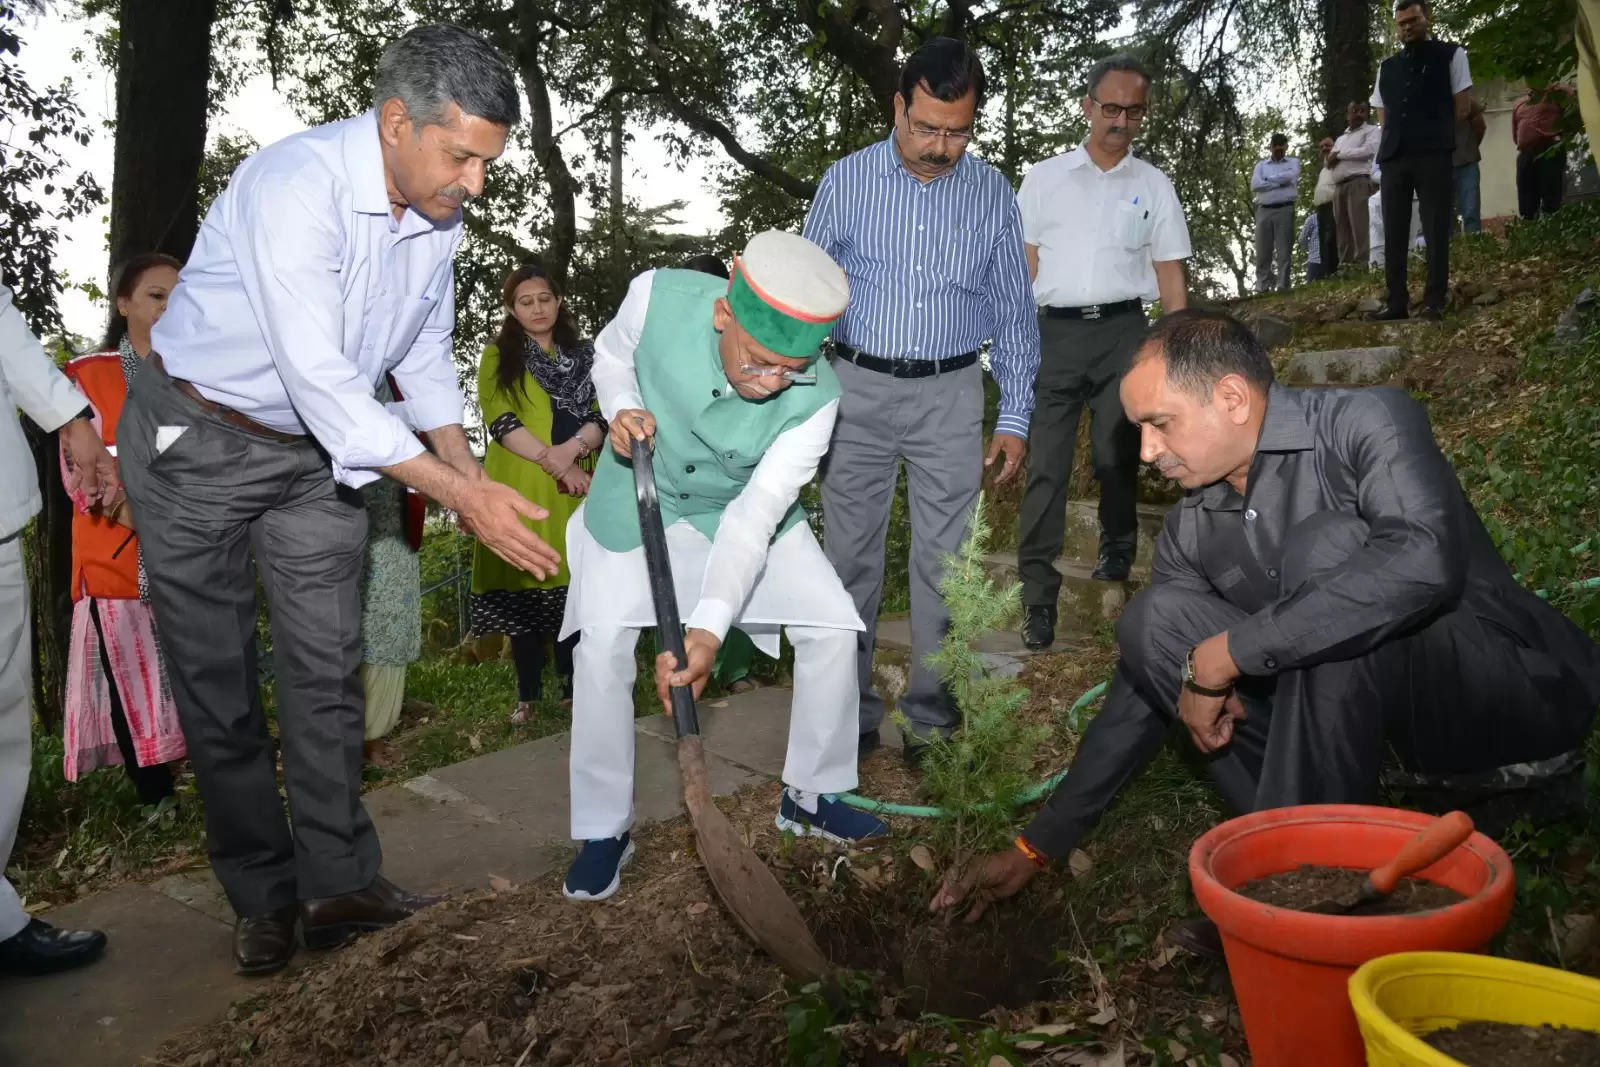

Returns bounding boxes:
[1365,306,1409,321]
[857,728,881,759]
[233,907,297,976]
[1021,605,1057,650]
[300,875,445,950]
[1418,306,1445,321]
[901,738,930,771]
[1091,551,1132,583]
[0,918,107,976]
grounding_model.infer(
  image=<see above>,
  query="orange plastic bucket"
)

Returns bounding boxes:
[1188,804,1515,1067]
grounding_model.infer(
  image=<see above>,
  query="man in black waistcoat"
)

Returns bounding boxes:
[1368,0,1474,321]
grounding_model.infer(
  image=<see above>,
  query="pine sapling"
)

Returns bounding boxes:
[900,493,1049,866]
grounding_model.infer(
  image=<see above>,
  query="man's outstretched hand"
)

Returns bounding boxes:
[928,847,1040,923]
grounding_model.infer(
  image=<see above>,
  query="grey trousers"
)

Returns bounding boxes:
[820,358,983,739]
[1254,204,1296,292]
[0,534,31,940]
[1022,511,1596,856]
[1016,311,1146,606]
[118,363,377,916]
[1333,177,1371,267]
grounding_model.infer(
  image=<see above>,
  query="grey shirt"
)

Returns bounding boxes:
[1017,383,1600,858]
[1161,384,1600,688]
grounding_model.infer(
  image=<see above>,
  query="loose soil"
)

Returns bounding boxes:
[1234,865,1466,914]
[1423,1020,1600,1065]
[779,839,1075,1017]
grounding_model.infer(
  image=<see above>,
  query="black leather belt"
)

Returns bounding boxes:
[1257,201,1295,210]
[1044,299,1142,321]
[831,342,978,378]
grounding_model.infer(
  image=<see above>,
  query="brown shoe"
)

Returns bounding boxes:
[234,907,297,975]
[300,875,444,950]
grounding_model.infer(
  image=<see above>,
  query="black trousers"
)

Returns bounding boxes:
[87,599,175,806]
[1016,310,1147,606]
[1381,151,1453,313]
[510,631,577,702]
[1022,511,1595,856]
[1516,148,1566,219]
[1317,202,1339,275]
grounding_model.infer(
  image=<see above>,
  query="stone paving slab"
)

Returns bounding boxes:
[635,684,792,778]
[430,728,767,842]
[0,886,251,1067]
[365,783,569,894]
[875,615,1036,658]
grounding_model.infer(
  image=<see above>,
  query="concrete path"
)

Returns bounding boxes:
[3,501,1129,1066]
[0,689,807,1067]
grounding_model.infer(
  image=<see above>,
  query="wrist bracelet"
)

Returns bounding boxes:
[1014,835,1048,869]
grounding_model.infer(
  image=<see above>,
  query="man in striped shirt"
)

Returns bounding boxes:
[803,37,1040,767]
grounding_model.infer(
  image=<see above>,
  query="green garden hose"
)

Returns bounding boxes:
[838,560,1600,820]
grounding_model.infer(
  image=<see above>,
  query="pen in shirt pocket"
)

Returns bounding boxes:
[1131,196,1149,219]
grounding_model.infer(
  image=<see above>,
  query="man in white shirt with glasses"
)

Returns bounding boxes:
[1013,53,1191,651]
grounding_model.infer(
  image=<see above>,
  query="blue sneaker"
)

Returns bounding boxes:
[775,789,889,844]
[562,834,635,901]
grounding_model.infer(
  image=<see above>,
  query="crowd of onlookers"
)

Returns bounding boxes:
[1249,2,1578,300]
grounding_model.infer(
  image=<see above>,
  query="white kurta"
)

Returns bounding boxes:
[560,270,866,840]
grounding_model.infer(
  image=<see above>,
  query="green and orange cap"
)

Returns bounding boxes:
[725,230,849,362]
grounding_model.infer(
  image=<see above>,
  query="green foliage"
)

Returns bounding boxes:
[14,729,205,907]
[783,973,874,1067]
[1447,212,1600,637]
[911,494,1046,856]
[0,0,104,332]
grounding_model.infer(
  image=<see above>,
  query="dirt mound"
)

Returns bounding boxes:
[159,815,790,1067]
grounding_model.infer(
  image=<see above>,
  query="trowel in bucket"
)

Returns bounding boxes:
[1304,810,1475,915]
[629,431,830,981]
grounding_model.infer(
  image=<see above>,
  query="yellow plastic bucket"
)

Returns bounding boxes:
[1348,951,1600,1065]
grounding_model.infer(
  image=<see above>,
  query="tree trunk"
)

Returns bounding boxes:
[609,98,624,256]
[107,0,217,299]
[512,1,580,285]
[1321,0,1372,134]
[22,422,72,732]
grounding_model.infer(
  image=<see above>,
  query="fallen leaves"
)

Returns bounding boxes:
[1067,849,1094,880]
[909,844,936,871]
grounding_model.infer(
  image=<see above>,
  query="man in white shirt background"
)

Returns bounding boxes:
[1250,132,1301,292]
[1014,53,1191,651]
[117,25,560,977]
[0,289,115,977]
[1326,101,1383,268]
[1368,0,1475,320]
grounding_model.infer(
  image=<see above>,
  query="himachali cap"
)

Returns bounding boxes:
[726,230,849,361]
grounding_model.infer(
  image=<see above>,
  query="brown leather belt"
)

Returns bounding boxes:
[150,354,304,443]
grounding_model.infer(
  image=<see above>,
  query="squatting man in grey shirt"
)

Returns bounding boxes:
[932,309,1600,935]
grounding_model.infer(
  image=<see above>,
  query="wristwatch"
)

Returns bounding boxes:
[1183,646,1234,698]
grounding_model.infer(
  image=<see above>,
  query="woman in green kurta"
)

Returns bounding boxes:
[470,264,606,723]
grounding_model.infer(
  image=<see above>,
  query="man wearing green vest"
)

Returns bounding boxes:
[558,231,890,901]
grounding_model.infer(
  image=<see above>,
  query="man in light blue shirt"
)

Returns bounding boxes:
[803,37,1040,764]
[118,24,558,977]
[1251,133,1302,292]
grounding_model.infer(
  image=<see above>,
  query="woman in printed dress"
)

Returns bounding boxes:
[59,253,186,804]
[469,264,606,723]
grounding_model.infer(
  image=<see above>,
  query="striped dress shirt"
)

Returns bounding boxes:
[802,135,1041,438]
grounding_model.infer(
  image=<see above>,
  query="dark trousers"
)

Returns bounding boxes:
[1381,151,1453,313]
[510,631,577,702]
[118,362,378,916]
[1517,148,1566,219]
[1017,311,1147,606]
[1022,511,1594,856]
[87,599,175,806]
[1317,202,1339,275]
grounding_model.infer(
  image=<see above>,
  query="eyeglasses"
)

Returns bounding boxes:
[1090,97,1148,121]
[906,121,974,145]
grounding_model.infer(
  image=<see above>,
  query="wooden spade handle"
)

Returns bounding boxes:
[1370,810,1475,895]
